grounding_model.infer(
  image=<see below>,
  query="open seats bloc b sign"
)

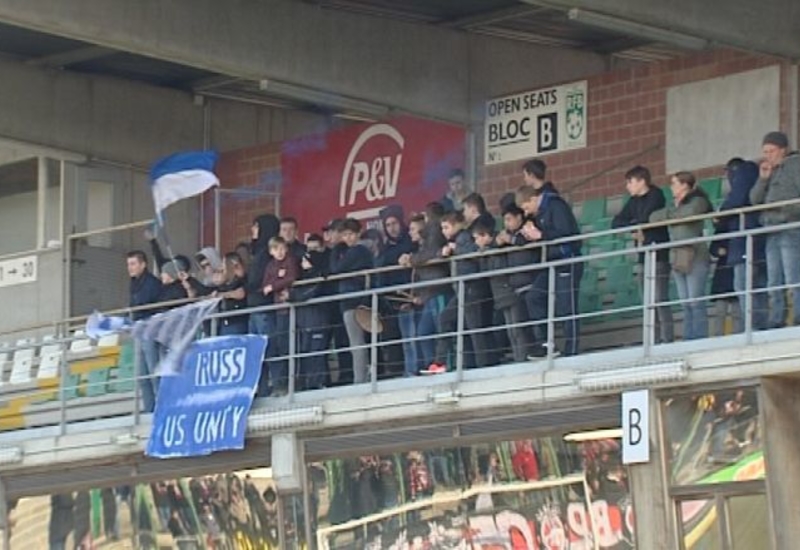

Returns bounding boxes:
[484,80,587,165]
[622,389,650,465]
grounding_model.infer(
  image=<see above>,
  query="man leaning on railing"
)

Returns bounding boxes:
[126,250,162,413]
[749,131,800,328]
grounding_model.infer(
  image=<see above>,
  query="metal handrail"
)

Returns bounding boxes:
[4,190,795,339]
[0,211,799,439]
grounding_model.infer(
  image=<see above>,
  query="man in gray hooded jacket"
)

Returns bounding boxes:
[750,131,800,327]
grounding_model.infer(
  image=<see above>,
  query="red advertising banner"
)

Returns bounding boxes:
[280,116,466,234]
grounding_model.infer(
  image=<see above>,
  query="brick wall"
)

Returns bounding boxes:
[202,143,282,253]
[476,49,789,212]
[208,49,795,251]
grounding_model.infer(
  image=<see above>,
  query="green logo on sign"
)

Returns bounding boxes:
[565,89,585,141]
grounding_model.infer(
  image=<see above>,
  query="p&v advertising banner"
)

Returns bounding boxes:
[147,335,268,458]
[280,116,466,233]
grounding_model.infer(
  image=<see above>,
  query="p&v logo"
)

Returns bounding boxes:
[339,124,404,208]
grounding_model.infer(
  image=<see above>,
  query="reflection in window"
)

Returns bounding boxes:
[309,436,636,549]
[678,499,722,550]
[663,387,763,486]
[8,468,289,549]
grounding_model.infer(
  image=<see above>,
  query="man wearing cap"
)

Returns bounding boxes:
[750,131,800,327]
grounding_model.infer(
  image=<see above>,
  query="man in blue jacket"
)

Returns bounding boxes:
[126,250,162,412]
[516,185,583,357]
[330,218,375,384]
[718,158,768,330]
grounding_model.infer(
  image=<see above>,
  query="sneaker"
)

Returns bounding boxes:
[527,344,560,361]
[421,362,447,374]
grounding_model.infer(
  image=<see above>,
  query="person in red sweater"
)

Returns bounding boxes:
[262,237,299,396]
[511,440,540,482]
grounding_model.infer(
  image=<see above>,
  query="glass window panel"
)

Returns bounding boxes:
[729,493,770,550]
[43,158,62,247]
[663,387,763,486]
[309,435,636,548]
[678,499,722,550]
[0,158,37,255]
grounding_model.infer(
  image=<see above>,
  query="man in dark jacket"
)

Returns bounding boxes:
[377,205,416,377]
[462,192,497,234]
[330,218,375,384]
[517,185,583,356]
[127,250,163,412]
[522,158,559,195]
[718,158,768,330]
[246,214,280,335]
[280,217,307,260]
[612,165,674,343]
[290,249,332,390]
[750,131,800,327]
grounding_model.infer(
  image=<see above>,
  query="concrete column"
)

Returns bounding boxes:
[627,390,675,549]
[760,377,800,550]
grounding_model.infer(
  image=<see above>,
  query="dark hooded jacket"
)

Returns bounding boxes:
[289,250,331,330]
[377,206,415,310]
[129,270,162,321]
[504,230,542,292]
[479,244,518,311]
[410,216,451,302]
[612,185,671,263]
[716,161,765,265]
[450,229,492,303]
[246,214,280,308]
[533,192,582,261]
[330,242,374,312]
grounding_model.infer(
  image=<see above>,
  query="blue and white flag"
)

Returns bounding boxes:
[131,298,221,376]
[85,311,131,340]
[147,334,268,458]
[149,151,219,223]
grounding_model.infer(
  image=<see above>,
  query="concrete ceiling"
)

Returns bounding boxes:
[0,0,792,121]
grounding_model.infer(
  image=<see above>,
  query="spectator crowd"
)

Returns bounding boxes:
[126,131,800,408]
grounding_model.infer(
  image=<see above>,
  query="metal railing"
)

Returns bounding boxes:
[1,195,800,437]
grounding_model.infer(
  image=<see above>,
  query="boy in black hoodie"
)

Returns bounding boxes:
[330,218,375,384]
[426,211,496,372]
[474,222,533,362]
[516,185,583,357]
[246,214,280,336]
[290,249,332,391]
[612,165,674,343]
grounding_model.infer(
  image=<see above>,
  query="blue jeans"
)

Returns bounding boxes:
[140,339,161,413]
[248,311,270,335]
[397,308,422,376]
[525,263,584,356]
[417,294,449,366]
[673,259,709,340]
[765,228,800,327]
[733,261,768,331]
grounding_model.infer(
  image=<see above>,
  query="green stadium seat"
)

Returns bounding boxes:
[111,342,135,393]
[86,368,110,397]
[579,198,607,225]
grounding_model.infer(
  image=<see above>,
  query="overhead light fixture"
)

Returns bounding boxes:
[258,79,390,118]
[0,446,24,465]
[248,406,324,433]
[564,428,623,442]
[567,8,708,51]
[576,360,687,391]
[431,390,461,405]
